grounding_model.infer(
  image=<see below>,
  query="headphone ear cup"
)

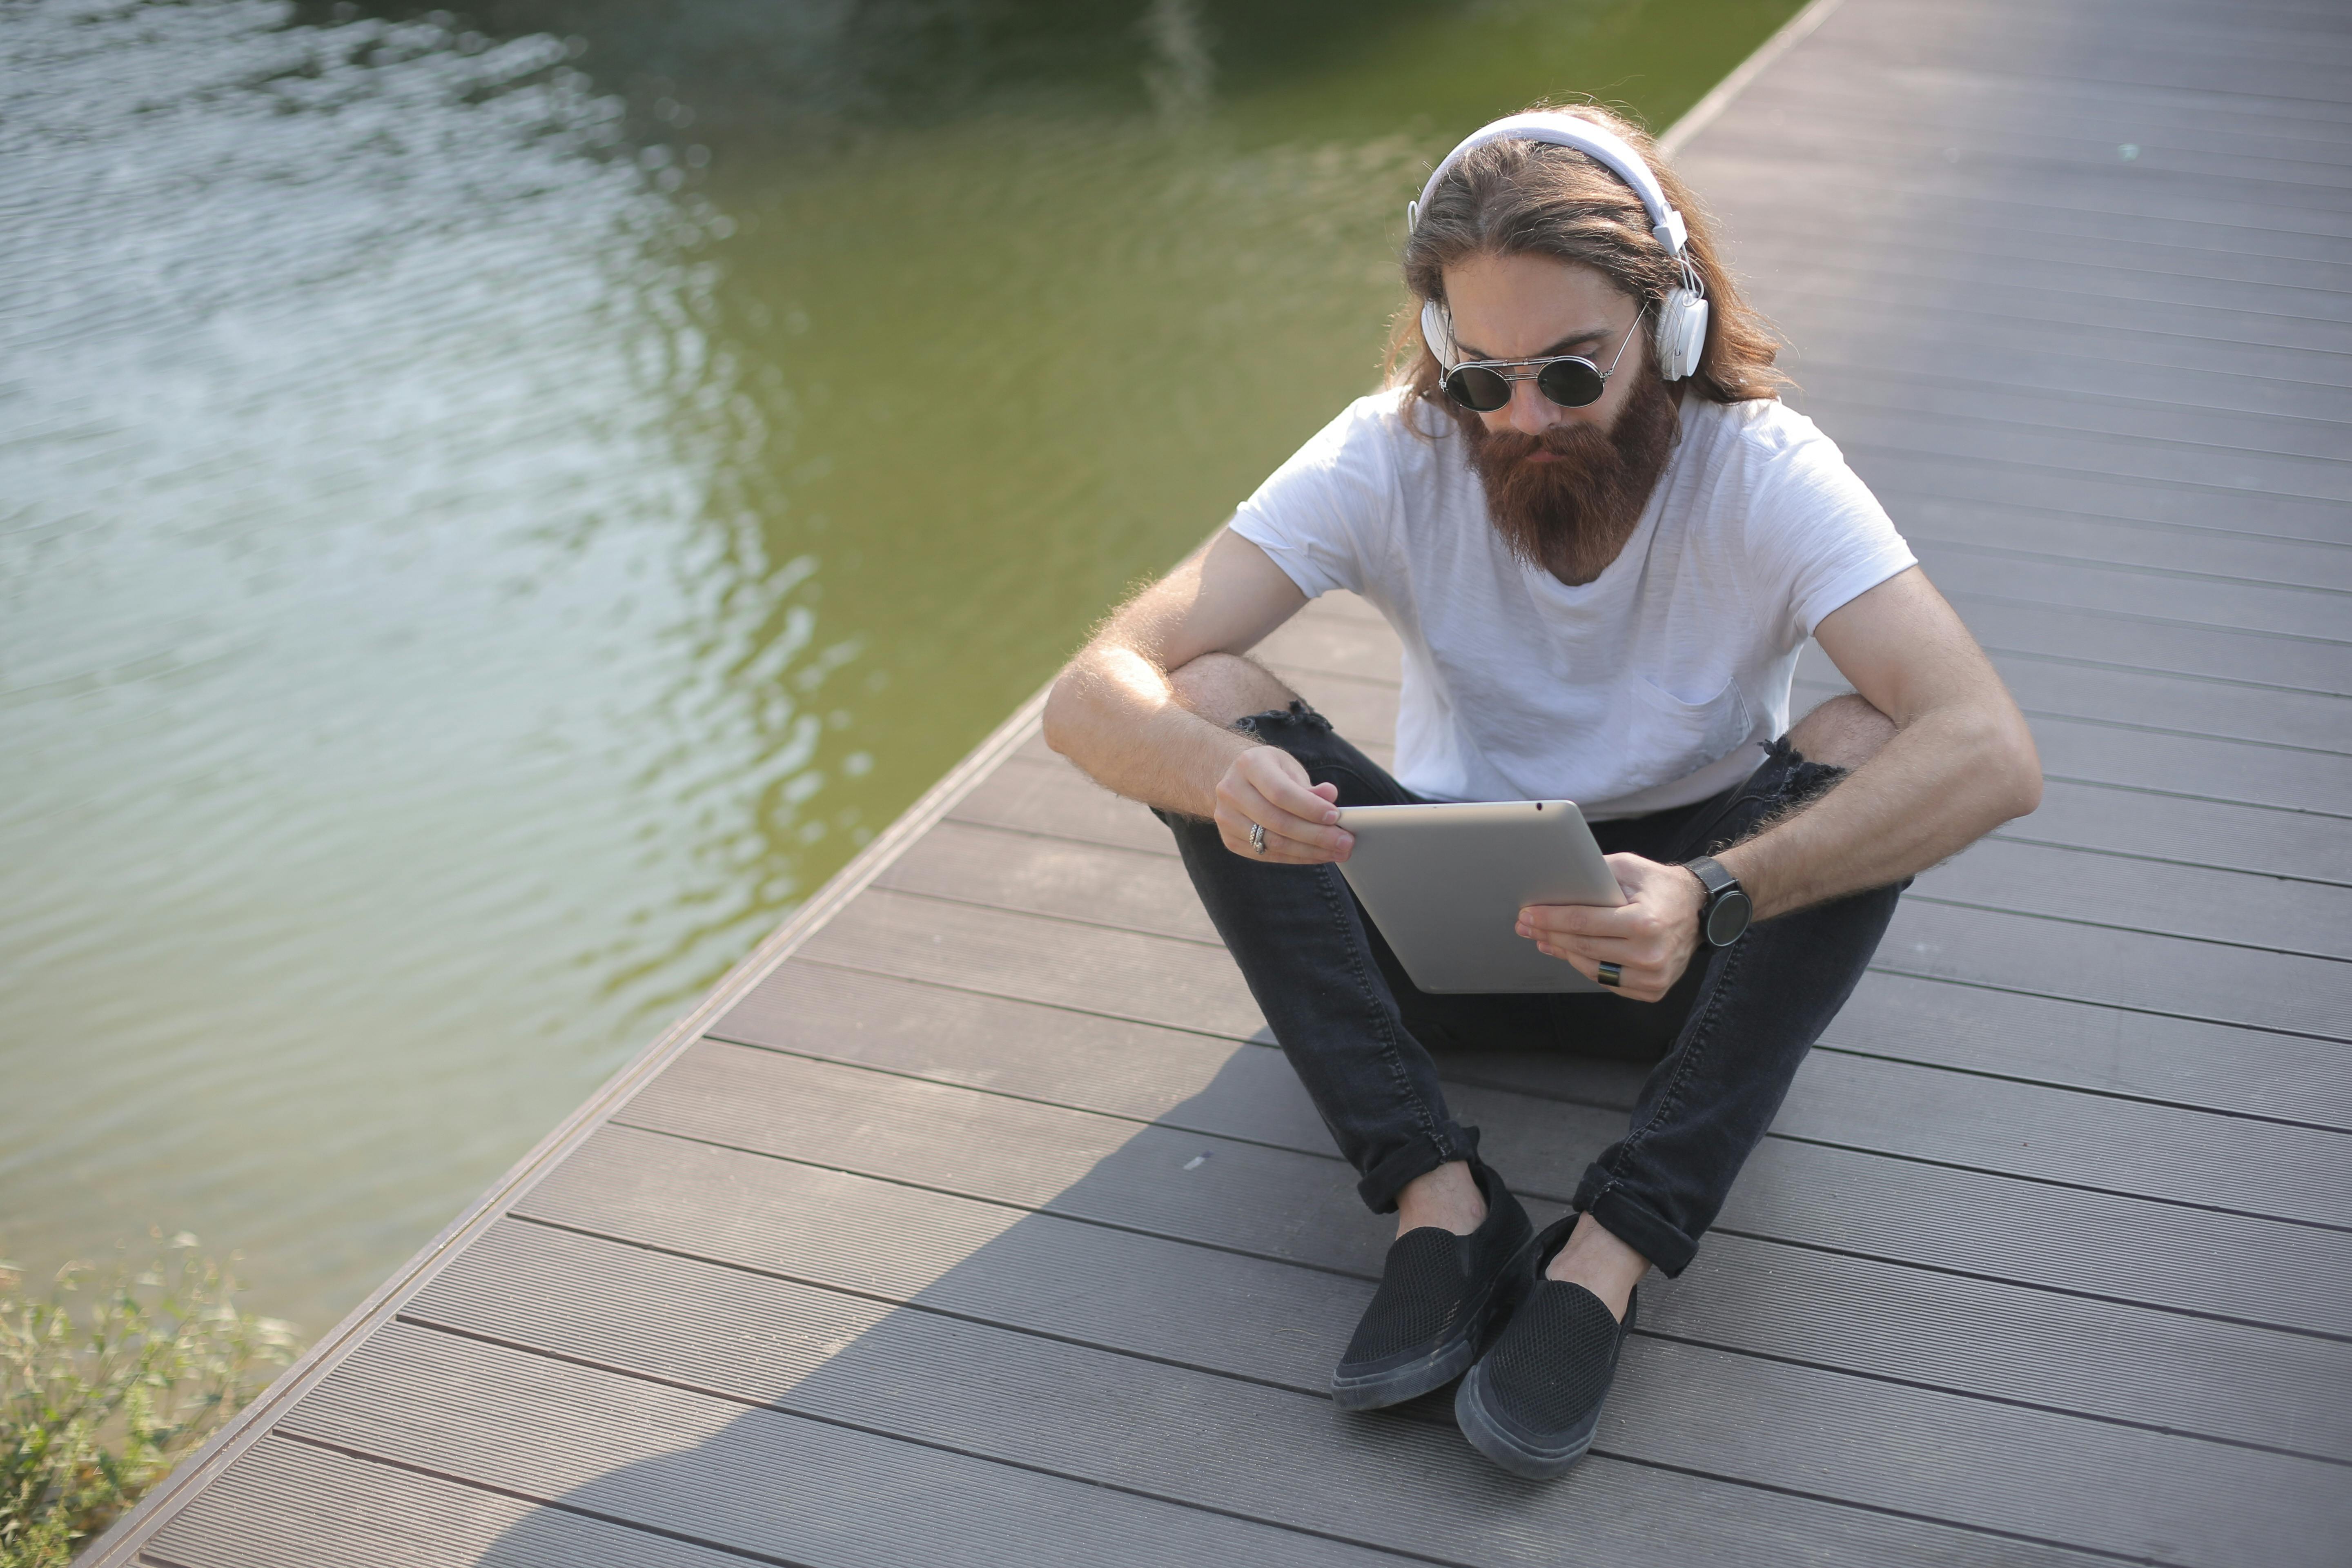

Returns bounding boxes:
[1680,296,1709,379]
[1654,289,1708,381]
[1420,298,1451,366]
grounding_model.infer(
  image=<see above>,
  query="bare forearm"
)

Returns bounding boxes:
[1041,644,1253,818]
[1719,705,2040,920]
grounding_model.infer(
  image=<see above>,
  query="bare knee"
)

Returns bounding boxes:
[1788,693,1895,771]
[1166,652,1298,730]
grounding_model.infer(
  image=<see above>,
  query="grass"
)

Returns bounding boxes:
[2,1234,301,1567]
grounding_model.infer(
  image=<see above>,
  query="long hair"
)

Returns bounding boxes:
[1388,102,1788,415]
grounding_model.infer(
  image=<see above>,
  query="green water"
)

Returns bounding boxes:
[0,0,1799,1332]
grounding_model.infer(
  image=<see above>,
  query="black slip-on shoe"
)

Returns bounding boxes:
[1454,1216,1637,1479]
[1331,1160,1532,1412]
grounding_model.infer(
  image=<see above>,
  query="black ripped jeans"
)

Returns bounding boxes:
[1156,702,1903,1276]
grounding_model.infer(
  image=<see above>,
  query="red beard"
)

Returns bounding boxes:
[1462,372,1680,586]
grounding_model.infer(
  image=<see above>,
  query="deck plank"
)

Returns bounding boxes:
[1797,646,2351,758]
[1894,501,2352,593]
[1820,973,2352,1131]
[144,1438,767,1568]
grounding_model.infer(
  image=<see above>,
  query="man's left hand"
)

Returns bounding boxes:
[1519,855,1704,1003]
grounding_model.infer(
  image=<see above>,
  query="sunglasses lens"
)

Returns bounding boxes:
[1537,359,1606,408]
[1443,366,1511,412]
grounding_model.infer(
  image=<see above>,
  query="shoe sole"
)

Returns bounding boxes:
[1453,1360,1600,1480]
[1330,1330,1481,1412]
[1331,1252,1533,1412]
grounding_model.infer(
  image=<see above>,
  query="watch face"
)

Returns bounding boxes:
[1706,888,1752,947]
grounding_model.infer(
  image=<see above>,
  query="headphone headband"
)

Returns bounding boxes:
[1407,111,1688,258]
[1410,112,1711,384]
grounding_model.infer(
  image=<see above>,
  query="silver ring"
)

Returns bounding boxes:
[1249,821,1267,854]
[1597,961,1623,987]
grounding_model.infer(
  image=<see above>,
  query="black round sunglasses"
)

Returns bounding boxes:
[1440,308,1647,414]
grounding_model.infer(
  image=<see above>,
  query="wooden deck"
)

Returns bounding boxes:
[93,0,2352,1561]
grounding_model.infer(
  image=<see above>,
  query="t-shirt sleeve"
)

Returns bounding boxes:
[1226,396,1401,600]
[1746,422,1917,642]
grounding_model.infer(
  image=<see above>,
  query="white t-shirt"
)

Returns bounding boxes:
[1228,388,1915,819]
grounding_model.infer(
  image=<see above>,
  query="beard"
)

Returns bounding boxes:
[1462,370,1681,586]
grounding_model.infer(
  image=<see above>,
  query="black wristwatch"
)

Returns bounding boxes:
[1684,856,1752,947]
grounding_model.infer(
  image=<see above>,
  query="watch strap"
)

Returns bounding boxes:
[1684,855,1752,947]
[1684,855,1738,900]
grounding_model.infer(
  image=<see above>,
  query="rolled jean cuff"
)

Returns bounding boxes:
[1573,1172,1700,1278]
[1358,1121,1481,1213]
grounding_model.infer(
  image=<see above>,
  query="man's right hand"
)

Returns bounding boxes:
[1214,744,1355,864]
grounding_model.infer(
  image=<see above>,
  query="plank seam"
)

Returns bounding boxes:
[1722,189,2352,270]
[1915,644,2351,703]
[1789,677,2352,760]
[1801,392,2352,477]
[1711,160,2352,244]
[1935,588,2352,652]
[1983,832,2352,892]
[1763,1131,2352,1237]
[789,951,1263,1045]
[1865,484,2352,557]
[1792,362,2352,436]
[2037,769,2352,821]
[1889,62,2352,120]
[1771,288,2352,376]
[1628,1326,2352,1470]
[1693,160,2352,240]
[864,880,1234,949]
[1864,962,2352,1045]
[1910,541,2352,600]
[1808,1042,2352,1138]
[1741,196,2352,273]
[1700,1226,2352,1347]
[260,1432,814,1568]
[1901,891,2352,966]
[1768,201,2352,287]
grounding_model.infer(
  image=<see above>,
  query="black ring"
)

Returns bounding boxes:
[1597,961,1623,987]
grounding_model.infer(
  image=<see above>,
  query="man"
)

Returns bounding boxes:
[1041,105,2041,1479]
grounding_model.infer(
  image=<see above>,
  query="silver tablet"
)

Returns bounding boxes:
[1333,800,1625,994]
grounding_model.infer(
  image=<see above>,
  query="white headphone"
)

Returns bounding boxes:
[1408,111,1710,383]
